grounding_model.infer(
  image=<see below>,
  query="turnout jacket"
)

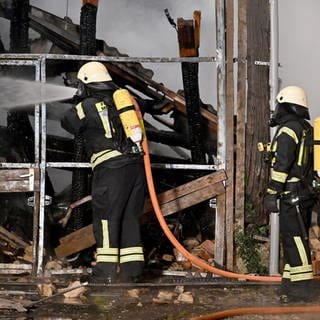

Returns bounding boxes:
[267,114,313,195]
[61,85,142,169]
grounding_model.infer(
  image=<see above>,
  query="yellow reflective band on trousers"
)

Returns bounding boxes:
[286,236,314,282]
[282,264,290,279]
[120,246,144,264]
[90,149,122,169]
[271,169,288,183]
[96,220,119,264]
[294,236,308,266]
[76,103,85,120]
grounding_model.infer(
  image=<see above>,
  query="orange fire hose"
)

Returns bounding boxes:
[190,305,320,320]
[131,97,320,319]
[132,98,281,283]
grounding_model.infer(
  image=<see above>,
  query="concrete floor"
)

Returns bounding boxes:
[1,276,320,319]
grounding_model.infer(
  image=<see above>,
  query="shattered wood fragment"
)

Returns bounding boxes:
[18,245,33,263]
[198,239,215,257]
[174,291,194,304]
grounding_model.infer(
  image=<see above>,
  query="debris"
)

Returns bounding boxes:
[174,291,194,304]
[152,290,177,304]
[162,254,175,262]
[0,297,27,312]
[61,281,87,299]
[127,289,140,299]
[37,282,55,297]
[174,285,185,294]
[45,260,63,271]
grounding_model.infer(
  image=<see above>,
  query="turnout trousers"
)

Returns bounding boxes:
[279,198,314,291]
[91,161,146,281]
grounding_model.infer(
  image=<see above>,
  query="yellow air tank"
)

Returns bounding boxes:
[314,117,320,171]
[113,89,142,152]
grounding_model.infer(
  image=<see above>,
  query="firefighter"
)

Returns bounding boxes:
[61,61,146,283]
[264,86,318,303]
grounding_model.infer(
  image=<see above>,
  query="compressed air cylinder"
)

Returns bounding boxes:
[314,117,320,171]
[113,89,142,145]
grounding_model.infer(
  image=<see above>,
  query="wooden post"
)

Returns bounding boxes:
[225,0,235,271]
[215,0,226,267]
[246,0,270,224]
[236,1,247,231]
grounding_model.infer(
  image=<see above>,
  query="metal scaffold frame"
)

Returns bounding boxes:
[0,52,222,277]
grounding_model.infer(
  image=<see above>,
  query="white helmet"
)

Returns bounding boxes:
[77,61,112,84]
[276,86,308,108]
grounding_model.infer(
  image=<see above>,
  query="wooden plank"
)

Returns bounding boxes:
[55,174,226,258]
[0,226,29,249]
[55,224,95,258]
[143,170,226,213]
[0,168,39,192]
[159,182,225,217]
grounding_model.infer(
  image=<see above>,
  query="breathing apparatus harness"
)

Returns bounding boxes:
[77,81,143,158]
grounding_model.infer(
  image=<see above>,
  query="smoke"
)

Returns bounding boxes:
[0,77,76,110]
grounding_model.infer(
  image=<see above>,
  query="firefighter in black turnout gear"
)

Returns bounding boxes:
[264,86,318,302]
[61,62,146,283]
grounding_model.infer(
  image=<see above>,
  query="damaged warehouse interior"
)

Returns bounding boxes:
[0,0,320,319]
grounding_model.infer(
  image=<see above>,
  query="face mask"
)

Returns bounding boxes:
[75,81,89,99]
[269,103,280,127]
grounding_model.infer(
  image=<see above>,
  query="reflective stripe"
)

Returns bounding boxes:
[76,103,85,120]
[96,256,119,263]
[102,220,110,249]
[293,236,308,266]
[95,101,106,112]
[97,248,119,255]
[267,188,278,195]
[95,101,112,139]
[297,130,306,166]
[291,272,314,282]
[120,254,145,264]
[271,169,288,183]
[286,177,300,183]
[120,247,144,256]
[276,127,299,144]
[290,264,313,274]
[90,149,122,169]
[96,220,119,263]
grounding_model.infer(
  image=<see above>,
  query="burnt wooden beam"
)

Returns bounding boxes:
[177,11,206,164]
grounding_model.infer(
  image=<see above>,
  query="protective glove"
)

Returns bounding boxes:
[264,193,279,213]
